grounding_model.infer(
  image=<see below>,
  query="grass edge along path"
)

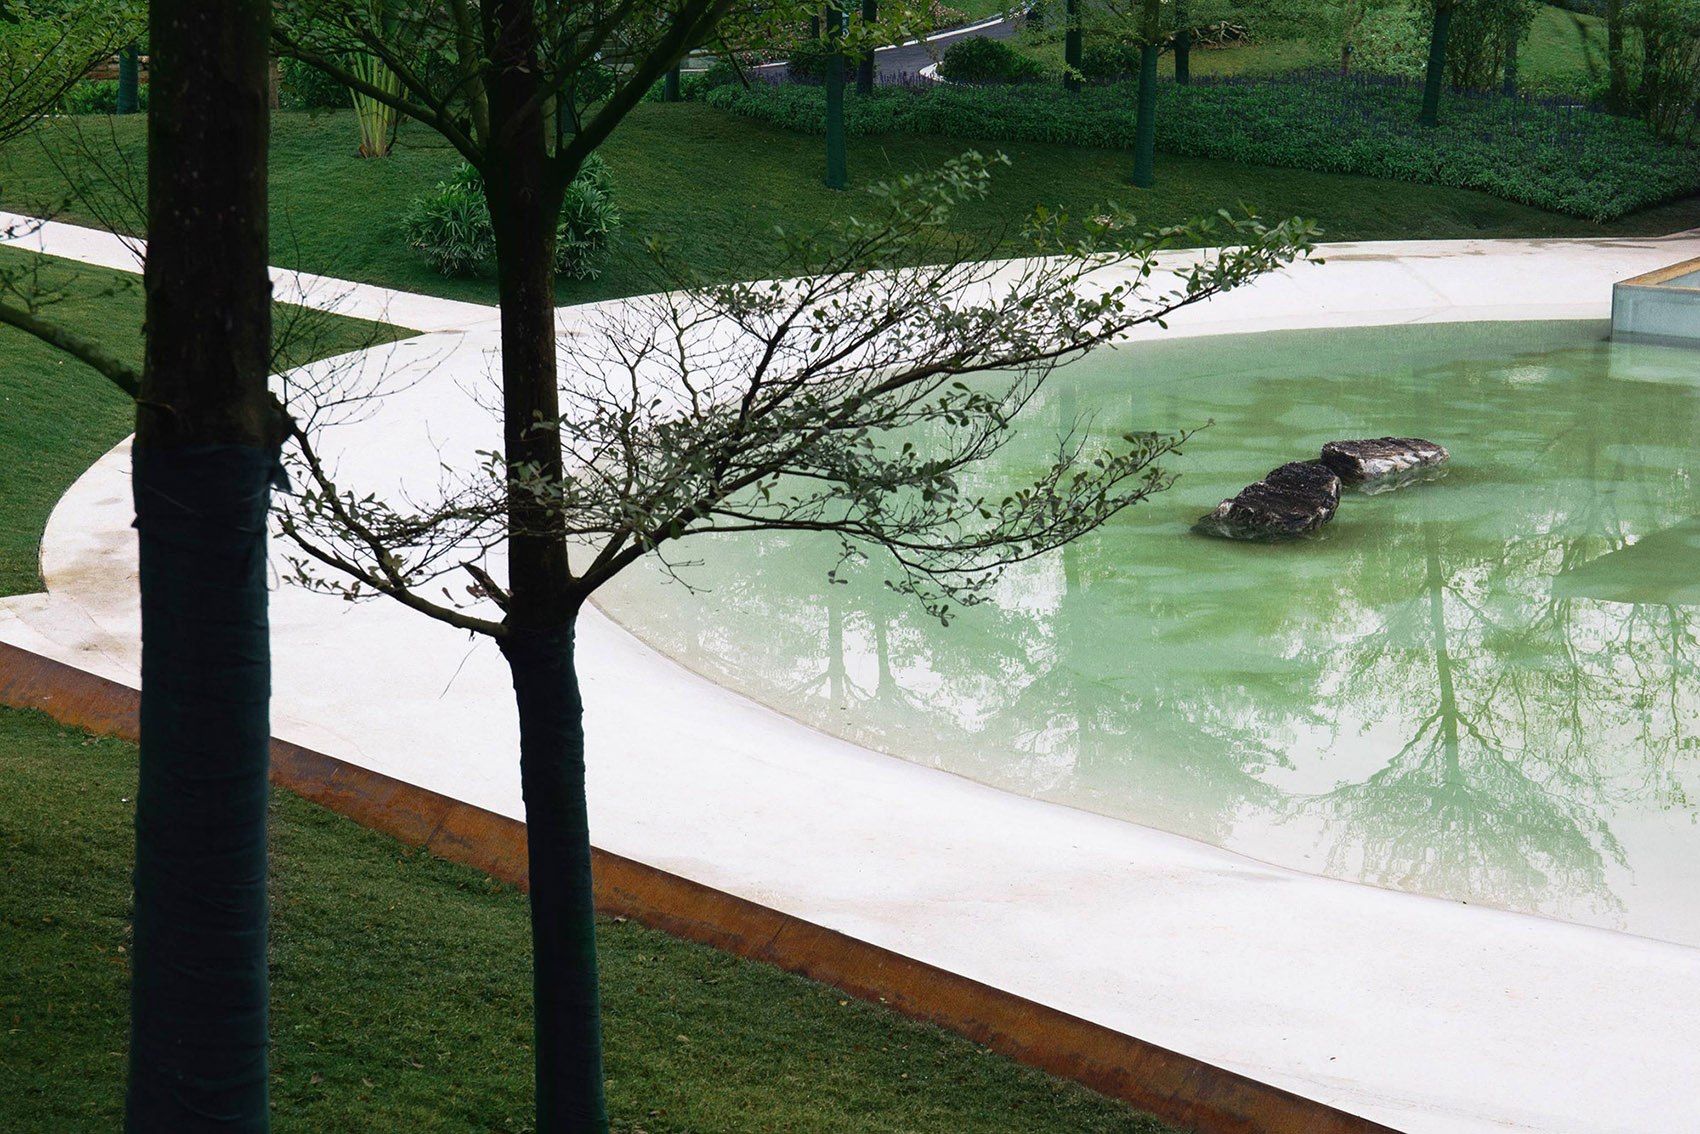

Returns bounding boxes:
[0,697,1202,1133]
[0,245,410,598]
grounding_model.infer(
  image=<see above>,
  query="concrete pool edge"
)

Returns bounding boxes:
[0,639,1394,1134]
[1611,253,1700,345]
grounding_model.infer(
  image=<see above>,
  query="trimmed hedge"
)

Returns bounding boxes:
[702,72,1700,221]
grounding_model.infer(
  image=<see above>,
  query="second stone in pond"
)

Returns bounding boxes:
[1319,437,1450,486]
[1196,461,1342,540]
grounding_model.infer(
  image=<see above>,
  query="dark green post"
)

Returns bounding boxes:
[664,64,680,102]
[1606,0,1627,112]
[1064,0,1082,91]
[1502,25,1517,96]
[857,0,877,96]
[1418,2,1453,127]
[117,42,140,113]
[825,3,847,189]
[1174,1,1190,85]
[1131,41,1158,186]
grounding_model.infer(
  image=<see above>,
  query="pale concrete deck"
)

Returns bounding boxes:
[6,210,1700,1133]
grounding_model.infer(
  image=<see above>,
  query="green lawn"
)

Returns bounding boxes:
[1154,2,1617,87]
[947,2,1615,86]
[1520,2,1626,95]
[3,102,1694,324]
[0,247,402,598]
[0,706,1181,1133]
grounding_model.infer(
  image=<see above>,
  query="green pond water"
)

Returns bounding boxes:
[596,320,1700,946]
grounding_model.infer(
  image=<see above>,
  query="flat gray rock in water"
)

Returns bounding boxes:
[1195,461,1341,540]
[1319,437,1450,491]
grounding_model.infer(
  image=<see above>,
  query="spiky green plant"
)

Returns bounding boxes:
[348,52,402,157]
[400,157,620,279]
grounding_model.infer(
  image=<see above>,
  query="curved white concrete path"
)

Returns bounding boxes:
[5,212,1700,1133]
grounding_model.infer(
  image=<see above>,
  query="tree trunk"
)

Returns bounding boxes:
[127,2,280,1131]
[1503,20,1518,96]
[1607,0,1627,113]
[501,622,606,1134]
[664,65,681,102]
[1419,3,1453,128]
[1131,41,1158,186]
[485,2,604,1130]
[1173,0,1190,85]
[857,0,877,96]
[118,42,140,114]
[1064,0,1082,92]
[824,3,848,190]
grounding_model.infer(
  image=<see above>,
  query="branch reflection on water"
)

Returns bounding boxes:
[595,322,1700,940]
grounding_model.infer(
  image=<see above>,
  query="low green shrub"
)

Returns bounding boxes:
[1078,41,1143,83]
[703,73,1700,221]
[787,38,859,82]
[278,57,347,110]
[401,155,621,279]
[58,80,147,115]
[939,36,1047,83]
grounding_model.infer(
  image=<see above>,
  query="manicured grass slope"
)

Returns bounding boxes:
[711,75,1694,220]
[0,707,1180,1132]
[989,2,1610,85]
[4,103,1694,322]
[0,247,401,597]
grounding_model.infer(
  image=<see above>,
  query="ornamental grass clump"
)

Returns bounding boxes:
[401,156,620,279]
[348,52,402,157]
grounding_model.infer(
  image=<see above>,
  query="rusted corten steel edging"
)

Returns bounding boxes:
[0,640,1399,1134]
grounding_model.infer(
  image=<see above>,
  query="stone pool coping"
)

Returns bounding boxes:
[5,212,1700,1133]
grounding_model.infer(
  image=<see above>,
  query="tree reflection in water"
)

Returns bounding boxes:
[594,322,1700,939]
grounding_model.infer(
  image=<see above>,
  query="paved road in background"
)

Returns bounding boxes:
[750,15,1020,83]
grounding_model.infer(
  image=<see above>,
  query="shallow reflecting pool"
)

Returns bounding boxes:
[596,320,1700,946]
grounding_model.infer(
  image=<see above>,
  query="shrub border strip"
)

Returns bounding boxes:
[0,638,1398,1134]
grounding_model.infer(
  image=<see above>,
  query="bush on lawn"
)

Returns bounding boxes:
[402,155,620,279]
[278,57,348,110]
[939,35,1047,83]
[59,80,148,115]
[704,72,1700,221]
[1077,41,1143,83]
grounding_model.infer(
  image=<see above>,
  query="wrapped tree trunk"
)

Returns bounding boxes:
[1419,2,1454,128]
[1064,0,1082,92]
[1131,0,1160,187]
[857,0,877,95]
[126,2,283,1130]
[1607,0,1627,113]
[1502,23,1518,95]
[501,623,606,1132]
[1173,0,1190,85]
[117,42,140,114]
[825,1,847,190]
